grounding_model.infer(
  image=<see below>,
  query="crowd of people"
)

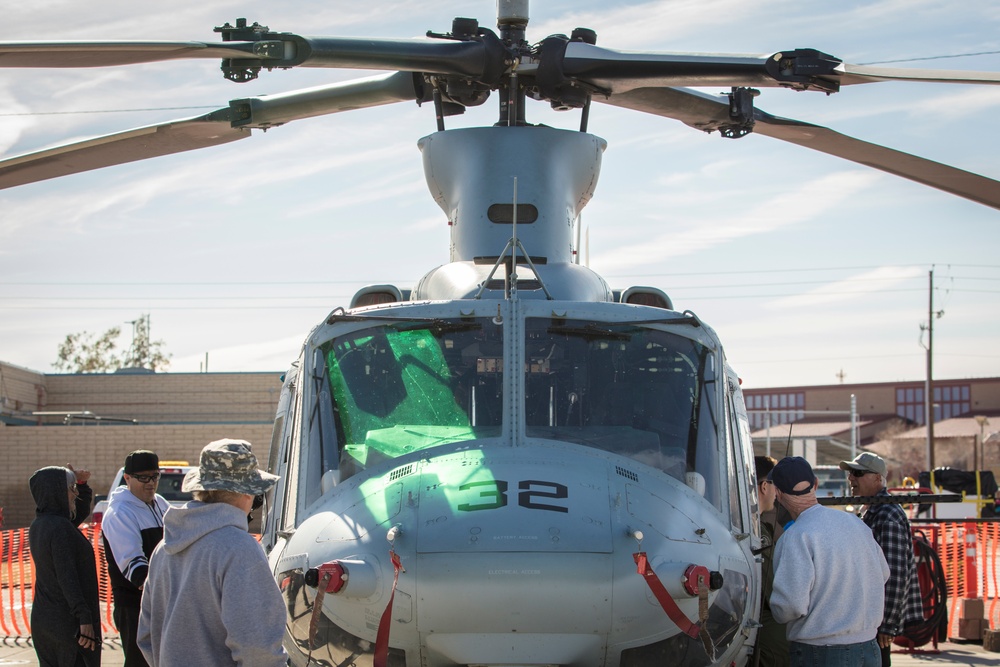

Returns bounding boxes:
[27,439,287,667]
[28,437,921,667]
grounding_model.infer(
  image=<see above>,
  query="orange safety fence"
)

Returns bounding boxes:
[1,524,119,639]
[915,520,1000,639]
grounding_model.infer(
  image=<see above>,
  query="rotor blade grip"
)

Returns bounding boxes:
[561,42,777,93]
[0,41,262,68]
[241,71,422,126]
[0,118,246,190]
[297,37,489,77]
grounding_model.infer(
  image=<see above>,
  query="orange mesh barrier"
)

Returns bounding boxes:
[0,524,119,639]
[916,520,1000,638]
[1,524,259,639]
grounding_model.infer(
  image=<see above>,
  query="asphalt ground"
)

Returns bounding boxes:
[0,636,122,665]
[0,638,1000,666]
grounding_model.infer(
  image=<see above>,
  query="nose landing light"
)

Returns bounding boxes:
[305,561,347,594]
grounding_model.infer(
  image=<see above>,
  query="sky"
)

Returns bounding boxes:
[1,0,999,392]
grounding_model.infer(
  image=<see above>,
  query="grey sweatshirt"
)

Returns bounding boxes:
[136,501,287,667]
[770,503,889,646]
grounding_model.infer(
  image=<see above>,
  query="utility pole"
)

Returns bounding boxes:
[922,269,944,472]
[926,270,934,471]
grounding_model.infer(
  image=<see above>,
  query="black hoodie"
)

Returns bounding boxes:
[28,467,101,667]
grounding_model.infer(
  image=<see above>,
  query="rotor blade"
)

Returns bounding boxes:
[0,41,264,68]
[0,117,247,190]
[597,87,1000,211]
[0,71,422,189]
[834,62,1000,86]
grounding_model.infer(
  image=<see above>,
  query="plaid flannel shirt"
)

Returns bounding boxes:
[864,488,924,635]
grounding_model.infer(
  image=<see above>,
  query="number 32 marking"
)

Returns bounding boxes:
[457,479,568,513]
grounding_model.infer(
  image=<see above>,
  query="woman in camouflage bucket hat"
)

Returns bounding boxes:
[137,439,286,667]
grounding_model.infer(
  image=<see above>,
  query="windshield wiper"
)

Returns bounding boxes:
[392,319,483,335]
[546,323,632,341]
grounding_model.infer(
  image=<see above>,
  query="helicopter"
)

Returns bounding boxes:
[3,2,1000,666]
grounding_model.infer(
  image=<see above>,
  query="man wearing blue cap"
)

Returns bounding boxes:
[768,456,890,667]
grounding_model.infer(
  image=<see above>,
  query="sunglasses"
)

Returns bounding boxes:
[848,469,873,478]
[131,472,161,484]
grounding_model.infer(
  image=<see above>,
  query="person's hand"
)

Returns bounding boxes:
[77,623,99,651]
[66,464,91,485]
[877,632,893,648]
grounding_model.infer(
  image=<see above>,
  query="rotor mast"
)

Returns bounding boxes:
[496,0,529,126]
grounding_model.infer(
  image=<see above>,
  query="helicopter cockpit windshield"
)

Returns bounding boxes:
[314,313,721,511]
[319,317,504,480]
[523,318,721,511]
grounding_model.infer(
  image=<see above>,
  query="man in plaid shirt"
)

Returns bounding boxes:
[841,452,924,667]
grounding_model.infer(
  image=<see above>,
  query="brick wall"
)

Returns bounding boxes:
[0,423,275,529]
[0,362,47,419]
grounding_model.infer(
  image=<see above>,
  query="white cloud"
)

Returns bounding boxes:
[593,170,881,272]
[765,265,928,310]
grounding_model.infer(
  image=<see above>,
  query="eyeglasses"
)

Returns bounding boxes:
[848,469,872,478]
[131,473,161,484]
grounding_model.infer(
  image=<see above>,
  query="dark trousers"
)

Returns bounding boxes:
[114,602,150,667]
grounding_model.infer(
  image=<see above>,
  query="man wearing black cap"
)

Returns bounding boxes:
[841,452,923,666]
[102,450,169,667]
[768,456,889,667]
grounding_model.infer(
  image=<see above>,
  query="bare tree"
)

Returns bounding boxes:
[53,315,171,373]
[122,314,171,371]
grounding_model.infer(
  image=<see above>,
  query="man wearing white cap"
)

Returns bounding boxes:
[137,439,287,667]
[840,452,923,666]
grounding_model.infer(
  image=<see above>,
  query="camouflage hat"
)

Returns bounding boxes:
[182,439,279,495]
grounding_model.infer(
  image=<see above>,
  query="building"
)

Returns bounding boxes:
[744,377,1000,482]
[0,360,282,529]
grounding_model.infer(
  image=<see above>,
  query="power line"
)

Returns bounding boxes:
[4,265,998,288]
[860,50,1000,65]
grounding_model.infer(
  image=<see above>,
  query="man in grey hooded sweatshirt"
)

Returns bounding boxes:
[137,439,287,667]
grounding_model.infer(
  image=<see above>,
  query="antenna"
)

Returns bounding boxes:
[510,176,518,299]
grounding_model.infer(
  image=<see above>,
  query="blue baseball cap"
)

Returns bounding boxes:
[768,456,817,495]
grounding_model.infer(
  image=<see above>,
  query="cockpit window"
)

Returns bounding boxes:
[524,318,722,511]
[320,318,503,480]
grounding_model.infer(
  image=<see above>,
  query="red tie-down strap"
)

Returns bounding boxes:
[374,549,405,667]
[633,553,716,661]
[634,552,701,638]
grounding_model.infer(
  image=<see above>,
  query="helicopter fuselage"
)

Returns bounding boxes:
[263,296,760,667]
